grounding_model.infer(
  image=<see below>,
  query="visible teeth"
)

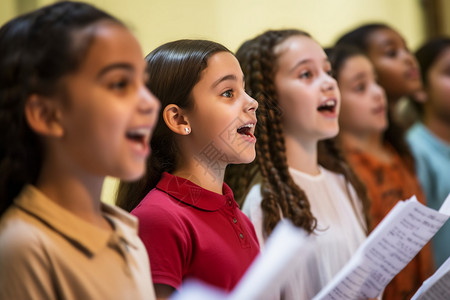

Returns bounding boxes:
[238,123,254,130]
[322,100,335,107]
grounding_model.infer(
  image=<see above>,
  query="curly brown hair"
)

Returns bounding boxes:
[225,29,370,236]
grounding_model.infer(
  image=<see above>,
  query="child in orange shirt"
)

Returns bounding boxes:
[328,44,433,300]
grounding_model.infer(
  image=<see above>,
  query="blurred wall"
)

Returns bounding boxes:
[2,0,427,52]
[0,0,430,204]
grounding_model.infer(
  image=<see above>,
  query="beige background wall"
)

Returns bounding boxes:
[2,0,427,52]
[0,0,429,204]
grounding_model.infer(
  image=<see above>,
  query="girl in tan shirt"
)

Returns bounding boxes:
[0,1,160,299]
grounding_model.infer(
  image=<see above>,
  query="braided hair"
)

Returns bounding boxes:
[225,30,370,235]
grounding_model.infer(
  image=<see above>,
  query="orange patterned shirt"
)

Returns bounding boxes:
[345,145,434,300]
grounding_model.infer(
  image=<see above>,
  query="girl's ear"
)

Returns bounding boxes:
[24,94,64,137]
[163,104,191,135]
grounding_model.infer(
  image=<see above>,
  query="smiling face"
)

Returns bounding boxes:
[424,47,450,125]
[57,22,160,181]
[186,51,258,167]
[273,35,340,144]
[366,27,422,102]
[337,54,388,136]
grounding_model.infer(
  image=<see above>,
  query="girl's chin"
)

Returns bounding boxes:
[233,152,257,165]
[119,167,146,182]
[321,128,340,140]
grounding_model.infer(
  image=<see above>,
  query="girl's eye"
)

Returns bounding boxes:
[354,83,366,92]
[299,70,312,79]
[221,90,233,98]
[386,49,397,58]
[109,79,129,91]
[326,69,334,77]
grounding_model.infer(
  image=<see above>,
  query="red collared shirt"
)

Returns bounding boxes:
[132,172,260,291]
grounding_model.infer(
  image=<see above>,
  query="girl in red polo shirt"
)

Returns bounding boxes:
[116,40,260,298]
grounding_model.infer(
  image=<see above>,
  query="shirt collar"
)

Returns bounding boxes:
[14,185,140,256]
[156,172,235,211]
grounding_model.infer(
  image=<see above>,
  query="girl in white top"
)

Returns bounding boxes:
[0,2,160,299]
[225,29,370,300]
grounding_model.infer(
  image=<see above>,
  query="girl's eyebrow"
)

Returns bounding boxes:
[379,39,397,48]
[289,58,329,73]
[289,59,309,72]
[350,72,368,81]
[97,63,133,79]
[212,74,239,88]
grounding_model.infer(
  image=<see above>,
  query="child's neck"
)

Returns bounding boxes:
[284,133,320,175]
[36,156,111,231]
[424,112,450,144]
[173,159,225,195]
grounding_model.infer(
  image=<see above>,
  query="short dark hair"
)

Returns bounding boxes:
[335,23,390,52]
[415,37,450,86]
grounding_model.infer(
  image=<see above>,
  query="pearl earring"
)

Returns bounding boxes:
[185,127,191,134]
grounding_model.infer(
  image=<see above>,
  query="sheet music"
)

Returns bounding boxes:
[411,193,450,300]
[313,195,450,300]
[410,256,450,300]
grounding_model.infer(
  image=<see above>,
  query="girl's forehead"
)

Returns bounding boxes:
[367,28,405,48]
[274,35,315,56]
[274,36,326,68]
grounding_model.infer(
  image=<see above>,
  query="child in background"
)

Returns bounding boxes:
[327,45,433,300]
[0,1,160,299]
[225,29,370,300]
[116,40,260,299]
[407,37,450,268]
[336,23,423,130]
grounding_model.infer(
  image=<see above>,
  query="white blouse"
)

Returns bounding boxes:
[242,166,367,300]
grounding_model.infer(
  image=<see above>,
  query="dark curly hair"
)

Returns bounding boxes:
[0,1,123,216]
[225,29,370,236]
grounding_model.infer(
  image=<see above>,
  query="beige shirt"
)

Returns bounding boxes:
[0,185,155,300]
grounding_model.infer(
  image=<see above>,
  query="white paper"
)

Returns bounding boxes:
[411,195,450,300]
[170,280,227,300]
[170,220,308,300]
[313,195,450,300]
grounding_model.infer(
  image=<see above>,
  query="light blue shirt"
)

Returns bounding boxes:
[407,122,450,268]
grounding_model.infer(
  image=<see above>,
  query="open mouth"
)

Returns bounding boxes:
[125,128,151,154]
[372,105,386,115]
[237,123,255,139]
[317,99,337,113]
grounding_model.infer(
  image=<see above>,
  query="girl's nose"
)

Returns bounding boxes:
[245,92,258,113]
[139,86,160,114]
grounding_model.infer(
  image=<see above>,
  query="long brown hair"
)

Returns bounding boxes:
[225,29,370,235]
[116,40,231,212]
